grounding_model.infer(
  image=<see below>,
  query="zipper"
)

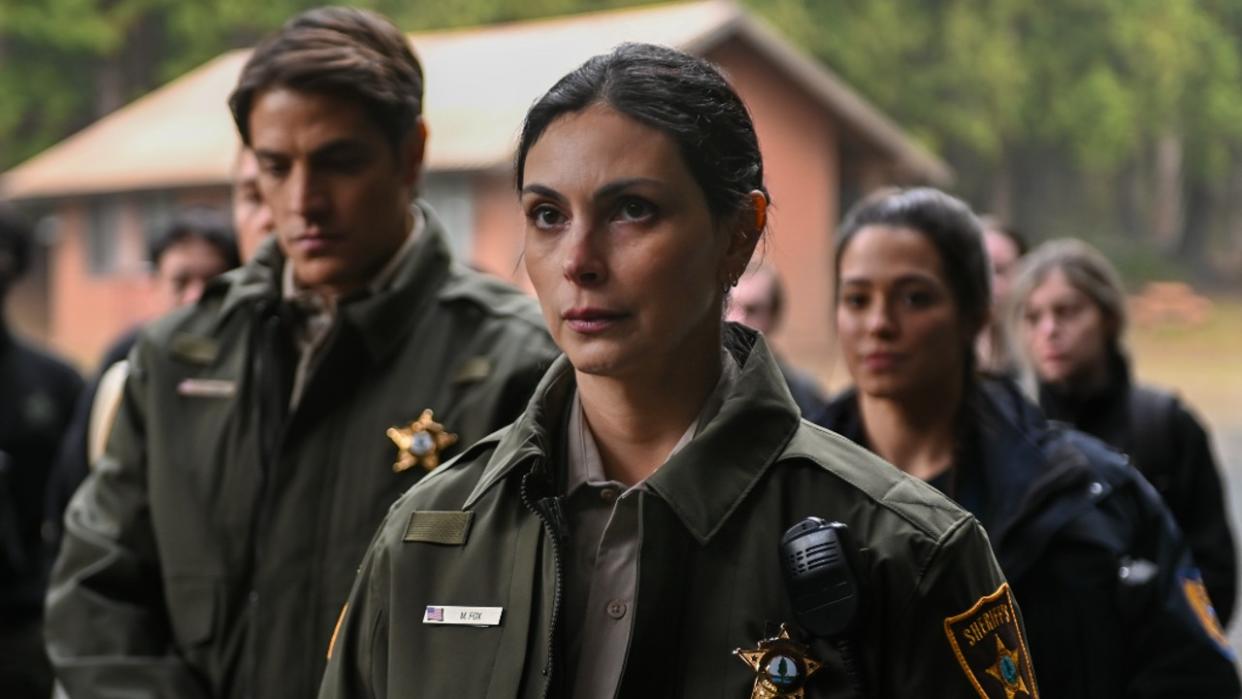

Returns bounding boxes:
[519,464,566,699]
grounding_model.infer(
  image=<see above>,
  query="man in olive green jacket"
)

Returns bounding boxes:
[321,329,1037,698]
[45,8,557,698]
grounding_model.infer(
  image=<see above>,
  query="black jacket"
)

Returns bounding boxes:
[43,327,138,572]
[1040,353,1237,624]
[0,323,82,620]
[817,381,1241,698]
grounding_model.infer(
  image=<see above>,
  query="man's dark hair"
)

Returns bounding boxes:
[149,209,241,270]
[229,6,424,148]
[516,42,769,224]
[0,203,32,295]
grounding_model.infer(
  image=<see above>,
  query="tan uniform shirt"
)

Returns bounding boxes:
[563,353,738,697]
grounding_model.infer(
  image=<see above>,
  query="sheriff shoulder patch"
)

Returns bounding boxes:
[944,582,1038,699]
[1180,568,1234,659]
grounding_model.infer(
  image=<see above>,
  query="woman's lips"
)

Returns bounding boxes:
[564,307,628,334]
[861,351,903,371]
[1040,352,1070,368]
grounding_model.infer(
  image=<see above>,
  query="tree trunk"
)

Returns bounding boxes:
[1151,132,1185,250]
[988,149,1015,222]
[1116,158,1149,240]
[1180,175,1215,277]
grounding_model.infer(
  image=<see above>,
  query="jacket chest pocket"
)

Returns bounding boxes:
[389,512,543,699]
[149,377,259,560]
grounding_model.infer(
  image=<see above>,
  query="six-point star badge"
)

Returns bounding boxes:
[386,409,458,472]
[734,624,823,698]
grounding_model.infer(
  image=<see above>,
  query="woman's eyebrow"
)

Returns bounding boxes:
[593,177,662,201]
[520,184,564,202]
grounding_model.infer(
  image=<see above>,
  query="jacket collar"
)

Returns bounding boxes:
[464,324,803,544]
[213,201,454,365]
[1037,348,1132,425]
[973,380,1093,533]
[818,379,1098,575]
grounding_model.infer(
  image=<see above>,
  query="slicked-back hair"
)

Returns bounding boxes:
[229,6,424,148]
[836,188,991,333]
[515,42,769,224]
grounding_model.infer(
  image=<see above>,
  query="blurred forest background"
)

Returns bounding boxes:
[4,0,1242,285]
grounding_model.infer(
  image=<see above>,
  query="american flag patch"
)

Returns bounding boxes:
[421,605,503,626]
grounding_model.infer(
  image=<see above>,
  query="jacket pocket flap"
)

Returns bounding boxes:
[165,578,217,646]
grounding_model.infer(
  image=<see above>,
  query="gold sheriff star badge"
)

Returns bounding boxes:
[386,410,457,473]
[734,624,823,699]
[985,635,1029,699]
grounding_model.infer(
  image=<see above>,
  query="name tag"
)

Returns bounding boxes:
[423,605,503,627]
[177,379,236,398]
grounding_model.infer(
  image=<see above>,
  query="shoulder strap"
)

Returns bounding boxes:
[1128,385,1179,495]
[87,360,129,468]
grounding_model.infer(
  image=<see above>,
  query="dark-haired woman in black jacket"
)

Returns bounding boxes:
[815,188,1239,697]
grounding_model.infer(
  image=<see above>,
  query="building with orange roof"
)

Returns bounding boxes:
[2,0,949,372]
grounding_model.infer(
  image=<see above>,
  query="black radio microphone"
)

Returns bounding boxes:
[780,517,866,696]
[780,517,861,638]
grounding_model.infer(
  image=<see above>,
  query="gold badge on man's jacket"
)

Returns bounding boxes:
[733,624,823,698]
[386,409,457,473]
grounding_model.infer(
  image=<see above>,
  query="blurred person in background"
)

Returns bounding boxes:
[815,188,1240,697]
[148,208,242,310]
[0,204,83,699]
[232,146,276,260]
[1010,238,1237,625]
[42,209,240,570]
[976,216,1027,376]
[45,7,556,698]
[726,262,828,416]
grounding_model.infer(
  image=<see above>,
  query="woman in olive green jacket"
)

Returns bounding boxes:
[321,43,1035,699]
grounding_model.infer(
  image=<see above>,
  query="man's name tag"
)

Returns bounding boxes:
[423,605,503,627]
[177,378,236,398]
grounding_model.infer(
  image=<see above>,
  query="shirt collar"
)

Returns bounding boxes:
[564,350,740,496]
[465,325,801,544]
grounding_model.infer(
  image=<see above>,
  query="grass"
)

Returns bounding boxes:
[1128,295,1242,422]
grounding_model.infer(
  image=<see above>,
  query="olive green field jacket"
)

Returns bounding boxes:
[321,327,1033,698]
[45,203,559,699]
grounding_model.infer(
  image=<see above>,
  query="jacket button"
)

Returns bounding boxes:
[600,488,619,504]
[606,600,627,619]
[1088,481,1104,496]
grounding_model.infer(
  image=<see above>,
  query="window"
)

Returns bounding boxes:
[86,198,123,276]
[139,191,176,265]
